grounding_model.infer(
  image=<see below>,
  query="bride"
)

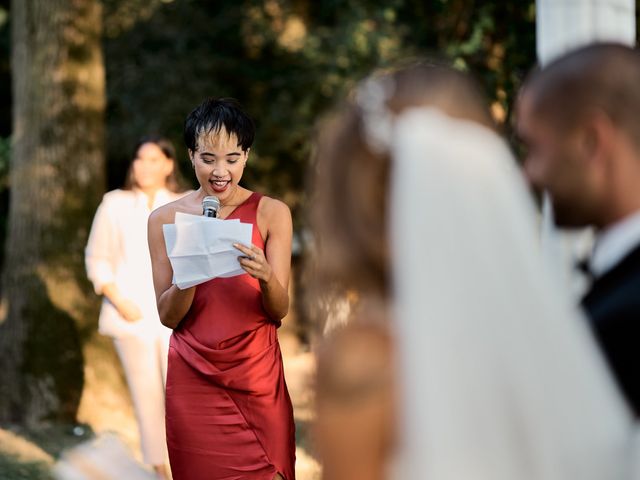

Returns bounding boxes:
[310,62,638,479]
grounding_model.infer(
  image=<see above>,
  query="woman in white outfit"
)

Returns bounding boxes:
[312,63,638,480]
[86,136,188,479]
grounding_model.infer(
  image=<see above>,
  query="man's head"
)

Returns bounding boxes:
[517,44,640,228]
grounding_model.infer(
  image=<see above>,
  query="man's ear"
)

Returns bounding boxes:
[581,111,615,169]
[244,148,250,165]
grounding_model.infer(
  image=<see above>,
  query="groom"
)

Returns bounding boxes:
[517,43,640,416]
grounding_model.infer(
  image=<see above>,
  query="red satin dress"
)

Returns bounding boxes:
[166,192,296,480]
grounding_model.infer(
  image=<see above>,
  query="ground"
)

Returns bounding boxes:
[0,327,320,480]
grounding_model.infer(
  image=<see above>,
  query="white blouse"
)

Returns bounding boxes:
[85,188,186,338]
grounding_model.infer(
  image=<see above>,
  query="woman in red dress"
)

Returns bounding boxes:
[148,98,295,480]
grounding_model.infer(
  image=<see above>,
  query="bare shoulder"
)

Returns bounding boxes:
[317,322,393,400]
[148,200,177,228]
[258,195,292,223]
[319,297,392,377]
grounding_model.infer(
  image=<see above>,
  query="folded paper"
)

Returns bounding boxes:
[163,213,253,289]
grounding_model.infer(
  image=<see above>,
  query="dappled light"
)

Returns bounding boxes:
[2,2,640,480]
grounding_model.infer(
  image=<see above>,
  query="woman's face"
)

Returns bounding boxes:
[190,128,249,204]
[132,142,174,191]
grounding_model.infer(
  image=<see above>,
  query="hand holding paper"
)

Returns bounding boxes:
[234,242,273,284]
[163,212,253,289]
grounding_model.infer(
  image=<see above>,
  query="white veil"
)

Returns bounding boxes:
[386,107,636,479]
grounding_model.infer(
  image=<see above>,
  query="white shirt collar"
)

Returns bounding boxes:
[133,187,171,211]
[591,210,640,277]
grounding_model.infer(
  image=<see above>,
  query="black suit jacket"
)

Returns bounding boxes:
[582,243,640,416]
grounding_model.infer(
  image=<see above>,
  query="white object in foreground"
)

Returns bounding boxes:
[163,212,253,289]
[52,433,156,480]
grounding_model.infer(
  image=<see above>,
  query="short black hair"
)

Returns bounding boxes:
[184,97,255,152]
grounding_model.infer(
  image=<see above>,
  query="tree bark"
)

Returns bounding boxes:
[0,0,105,427]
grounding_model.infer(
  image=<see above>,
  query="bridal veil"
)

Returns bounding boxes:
[384,105,636,479]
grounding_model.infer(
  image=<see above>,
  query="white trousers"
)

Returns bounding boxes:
[113,328,171,466]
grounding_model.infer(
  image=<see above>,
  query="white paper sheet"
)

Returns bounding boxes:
[163,213,253,289]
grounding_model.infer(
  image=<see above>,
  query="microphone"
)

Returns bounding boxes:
[202,196,220,218]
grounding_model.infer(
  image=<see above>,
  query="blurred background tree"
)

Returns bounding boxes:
[100,0,538,222]
[0,0,105,427]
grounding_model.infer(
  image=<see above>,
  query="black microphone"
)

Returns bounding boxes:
[202,196,220,218]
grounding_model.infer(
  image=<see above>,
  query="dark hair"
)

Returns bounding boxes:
[123,135,186,193]
[524,43,640,149]
[184,97,255,152]
[132,134,177,161]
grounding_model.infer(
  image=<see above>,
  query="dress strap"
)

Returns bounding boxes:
[226,191,263,225]
[236,192,262,215]
[246,191,263,206]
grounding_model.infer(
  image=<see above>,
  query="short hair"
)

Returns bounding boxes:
[184,98,255,152]
[525,43,640,146]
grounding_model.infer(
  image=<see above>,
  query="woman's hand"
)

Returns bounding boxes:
[116,298,143,322]
[235,243,273,284]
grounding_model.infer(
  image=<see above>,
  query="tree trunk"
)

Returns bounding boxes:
[0,0,105,427]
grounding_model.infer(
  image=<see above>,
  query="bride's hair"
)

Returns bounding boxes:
[309,61,495,306]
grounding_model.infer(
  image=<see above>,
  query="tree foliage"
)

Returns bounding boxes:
[1,1,639,226]
[101,0,537,221]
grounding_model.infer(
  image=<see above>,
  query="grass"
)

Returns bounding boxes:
[0,330,321,480]
[0,427,54,480]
